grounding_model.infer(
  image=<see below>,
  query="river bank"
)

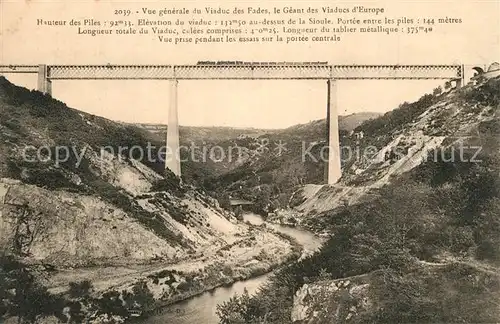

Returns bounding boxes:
[134,232,301,318]
[137,212,324,324]
[26,212,305,324]
[0,212,317,324]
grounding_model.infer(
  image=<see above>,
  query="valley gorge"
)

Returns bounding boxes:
[0,73,499,323]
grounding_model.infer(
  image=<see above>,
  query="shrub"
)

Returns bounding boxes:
[68,280,93,299]
[0,256,66,323]
[95,290,128,318]
[460,77,500,107]
[122,281,155,313]
[150,171,185,197]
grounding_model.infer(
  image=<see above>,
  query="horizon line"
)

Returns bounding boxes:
[122,112,382,130]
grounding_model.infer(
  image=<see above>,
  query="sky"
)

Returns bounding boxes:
[1,0,499,129]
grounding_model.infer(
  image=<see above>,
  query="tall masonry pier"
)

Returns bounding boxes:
[0,62,465,184]
[37,65,52,96]
[326,79,342,184]
[166,80,181,177]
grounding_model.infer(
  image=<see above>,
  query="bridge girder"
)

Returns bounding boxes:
[0,64,463,80]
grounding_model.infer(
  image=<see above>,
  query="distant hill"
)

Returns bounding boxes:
[133,123,271,143]
[173,113,382,213]
[339,112,382,131]
[131,113,381,192]
[132,112,381,142]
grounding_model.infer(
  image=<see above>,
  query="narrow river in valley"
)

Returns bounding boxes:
[139,212,322,324]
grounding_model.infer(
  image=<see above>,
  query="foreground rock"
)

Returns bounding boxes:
[291,262,500,323]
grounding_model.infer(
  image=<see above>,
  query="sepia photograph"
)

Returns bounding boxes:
[0,0,499,323]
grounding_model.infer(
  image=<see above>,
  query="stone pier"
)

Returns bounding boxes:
[165,79,181,177]
[326,79,341,184]
[37,65,52,96]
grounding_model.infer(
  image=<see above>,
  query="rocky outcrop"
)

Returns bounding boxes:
[291,272,375,324]
[0,178,180,267]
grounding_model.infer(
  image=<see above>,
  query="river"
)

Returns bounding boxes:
[139,212,322,324]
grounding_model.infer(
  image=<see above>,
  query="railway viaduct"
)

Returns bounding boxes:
[0,62,467,184]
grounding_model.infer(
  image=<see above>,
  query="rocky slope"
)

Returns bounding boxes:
[0,77,299,323]
[277,76,499,224]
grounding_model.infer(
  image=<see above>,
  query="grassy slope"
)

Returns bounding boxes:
[197,113,380,214]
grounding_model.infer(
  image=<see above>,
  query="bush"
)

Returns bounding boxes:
[0,256,66,323]
[95,290,128,318]
[68,280,93,299]
[460,77,500,107]
[150,171,185,197]
[365,264,500,324]
[122,281,155,313]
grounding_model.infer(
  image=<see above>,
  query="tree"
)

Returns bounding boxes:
[217,192,232,210]
[216,288,252,324]
[234,205,244,220]
[95,290,128,318]
[255,185,272,215]
[123,281,155,313]
[68,280,93,299]
[0,256,64,323]
[433,86,443,96]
